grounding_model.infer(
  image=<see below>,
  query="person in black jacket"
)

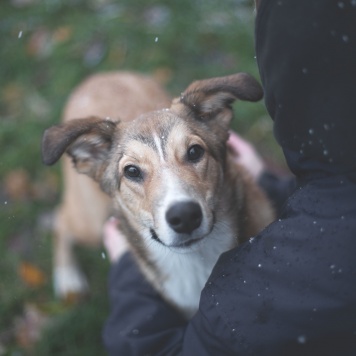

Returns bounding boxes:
[102,0,356,354]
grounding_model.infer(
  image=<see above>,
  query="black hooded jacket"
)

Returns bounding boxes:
[103,1,356,355]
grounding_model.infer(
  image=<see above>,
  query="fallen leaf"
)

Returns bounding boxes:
[31,171,59,202]
[52,26,72,43]
[1,82,25,117]
[153,67,173,85]
[3,168,31,201]
[26,27,53,58]
[19,262,47,288]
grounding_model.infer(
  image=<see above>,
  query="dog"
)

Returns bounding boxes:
[42,71,274,317]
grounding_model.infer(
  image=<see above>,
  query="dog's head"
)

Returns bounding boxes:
[42,73,262,250]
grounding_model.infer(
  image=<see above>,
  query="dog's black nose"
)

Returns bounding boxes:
[166,201,202,234]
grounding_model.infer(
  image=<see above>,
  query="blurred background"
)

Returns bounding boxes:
[0,0,285,354]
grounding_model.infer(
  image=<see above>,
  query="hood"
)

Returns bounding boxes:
[255,0,356,179]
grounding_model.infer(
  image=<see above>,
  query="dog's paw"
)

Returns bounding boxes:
[53,266,89,301]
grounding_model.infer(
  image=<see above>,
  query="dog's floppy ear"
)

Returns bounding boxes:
[41,117,117,182]
[171,73,263,139]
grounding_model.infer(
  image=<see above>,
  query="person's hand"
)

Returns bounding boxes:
[228,131,265,181]
[102,217,129,263]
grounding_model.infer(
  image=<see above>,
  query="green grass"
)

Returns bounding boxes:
[0,0,283,354]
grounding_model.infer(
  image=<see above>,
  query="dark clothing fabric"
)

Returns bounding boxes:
[103,1,356,355]
[255,0,356,179]
[103,253,186,356]
[257,171,296,214]
[199,176,356,356]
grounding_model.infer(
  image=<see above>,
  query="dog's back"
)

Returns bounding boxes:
[52,72,170,298]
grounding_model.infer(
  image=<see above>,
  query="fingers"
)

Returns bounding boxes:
[102,217,129,263]
[228,131,265,180]
[228,131,255,156]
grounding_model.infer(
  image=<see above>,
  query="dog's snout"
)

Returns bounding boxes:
[166,201,202,234]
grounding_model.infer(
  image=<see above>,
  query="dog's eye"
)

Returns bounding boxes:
[187,144,204,162]
[124,165,142,180]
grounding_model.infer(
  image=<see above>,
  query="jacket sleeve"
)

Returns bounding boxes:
[102,252,186,356]
[103,252,237,356]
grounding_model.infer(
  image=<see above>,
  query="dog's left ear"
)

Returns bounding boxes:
[171,73,263,139]
[41,117,117,182]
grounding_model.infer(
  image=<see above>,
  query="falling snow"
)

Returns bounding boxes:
[298,335,307,344]
[342,35,349,43]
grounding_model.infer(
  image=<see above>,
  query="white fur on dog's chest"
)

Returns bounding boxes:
[150,221,236,318]
[160,251,213,317]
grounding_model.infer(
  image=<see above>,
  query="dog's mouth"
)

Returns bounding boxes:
[171,236,205,248]
[150,228,205,248]
[150,228,164,245]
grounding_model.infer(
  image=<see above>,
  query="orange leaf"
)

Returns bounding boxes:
[53,26,72,43]
[19,262,46,288]
[3,168,31,200]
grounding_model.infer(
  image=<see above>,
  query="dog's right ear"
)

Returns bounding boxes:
[41,117,117,182]
[170,73,263,142]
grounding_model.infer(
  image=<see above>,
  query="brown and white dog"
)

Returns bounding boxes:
[42,71,274,317]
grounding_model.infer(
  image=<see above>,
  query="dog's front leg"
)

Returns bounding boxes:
[52,208,88,300]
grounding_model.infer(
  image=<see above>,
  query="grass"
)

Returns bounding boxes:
[0,0,283,354]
